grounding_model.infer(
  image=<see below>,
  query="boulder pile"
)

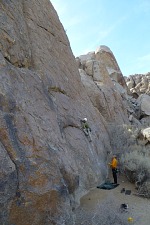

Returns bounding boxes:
[125,73,150,96]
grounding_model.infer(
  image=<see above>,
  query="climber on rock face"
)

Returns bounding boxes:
[129,113,133,123]
[80,118,92,142]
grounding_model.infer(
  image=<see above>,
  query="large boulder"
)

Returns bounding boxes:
[136,94,150,116]
[142,127,150,142]
[0,1,113,224]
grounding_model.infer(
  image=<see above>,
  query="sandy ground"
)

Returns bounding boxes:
[75,173,150,225]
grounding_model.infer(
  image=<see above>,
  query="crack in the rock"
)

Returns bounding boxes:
[0,140,20,194]
[26,16,68,46]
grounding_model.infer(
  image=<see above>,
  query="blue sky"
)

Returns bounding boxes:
[51,0,150,76]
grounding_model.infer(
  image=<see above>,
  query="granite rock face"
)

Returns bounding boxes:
[77,46,130,124]
[0,0,32,67]
[77,46,132,154]
[0,1,113,224]
[0,1,149,224]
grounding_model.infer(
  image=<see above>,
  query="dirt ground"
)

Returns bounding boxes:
[75,172,150,225]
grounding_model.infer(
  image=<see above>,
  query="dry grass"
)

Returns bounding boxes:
[75,196,129,225]
[120,145,150,197]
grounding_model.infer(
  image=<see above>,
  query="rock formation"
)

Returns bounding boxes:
[77,46,128,91]
[76,48,150,200]
[125,73,150,96]
[0,0,150,224]
[0,1,123,224]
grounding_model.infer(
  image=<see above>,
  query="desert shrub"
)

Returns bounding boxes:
[120,145,150,197]
[138,180,150,198]
[75,196,129,225]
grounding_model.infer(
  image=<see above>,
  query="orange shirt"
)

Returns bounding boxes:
[110,157,118,169]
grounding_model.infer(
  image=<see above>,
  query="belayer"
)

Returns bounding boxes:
[109,155,118,184]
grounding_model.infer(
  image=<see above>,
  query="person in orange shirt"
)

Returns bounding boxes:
[109,155,118,184]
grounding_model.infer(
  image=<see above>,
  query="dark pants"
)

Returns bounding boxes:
[112,169,117,184]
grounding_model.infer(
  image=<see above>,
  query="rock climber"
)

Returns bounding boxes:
[129,113,133,123]
[80,118,92,142]
[109,155,118,184]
